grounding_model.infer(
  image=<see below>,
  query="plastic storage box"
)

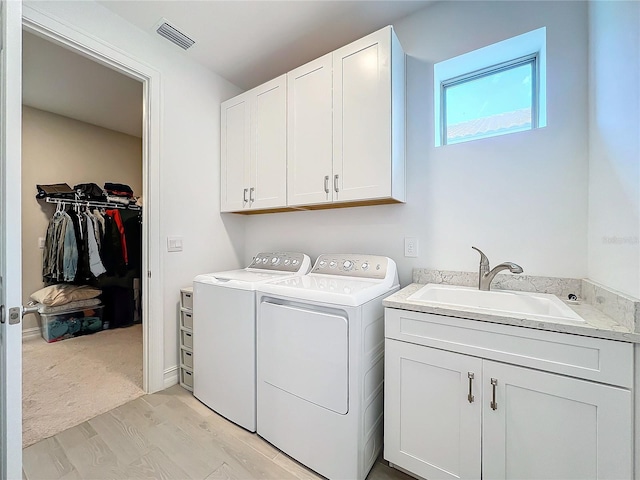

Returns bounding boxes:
[40,305,104,343]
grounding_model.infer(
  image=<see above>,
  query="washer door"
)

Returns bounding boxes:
[259,302,349,414]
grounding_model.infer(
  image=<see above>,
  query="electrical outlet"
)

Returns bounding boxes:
[38,237,45,249]
[404,237,418,257]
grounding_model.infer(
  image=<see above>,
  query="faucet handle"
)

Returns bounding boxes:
[471,246,489,267]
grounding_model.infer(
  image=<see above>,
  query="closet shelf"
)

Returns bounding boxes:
[43,196,141,211]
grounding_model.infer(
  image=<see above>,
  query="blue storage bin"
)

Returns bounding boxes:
[40,305,104,343]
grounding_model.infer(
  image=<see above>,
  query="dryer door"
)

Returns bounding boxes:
[259,302,349,414]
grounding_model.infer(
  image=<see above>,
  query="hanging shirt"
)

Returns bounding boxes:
[83,213,106,278]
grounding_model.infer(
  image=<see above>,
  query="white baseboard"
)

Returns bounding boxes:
[22,327,41,341]
[164,366,179,389]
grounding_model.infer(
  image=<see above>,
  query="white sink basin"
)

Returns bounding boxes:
[406,284,584,322]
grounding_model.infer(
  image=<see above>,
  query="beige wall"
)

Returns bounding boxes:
[21,106,142,332]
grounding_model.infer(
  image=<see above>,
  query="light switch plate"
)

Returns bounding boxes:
[167,236,183,252]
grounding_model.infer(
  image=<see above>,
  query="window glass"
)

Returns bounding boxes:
[444,60,534,145]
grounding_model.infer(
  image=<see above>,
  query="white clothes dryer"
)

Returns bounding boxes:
[192,252,311,432]
[256,254,399,480]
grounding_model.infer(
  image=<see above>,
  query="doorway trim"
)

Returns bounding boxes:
[22,6,164,393]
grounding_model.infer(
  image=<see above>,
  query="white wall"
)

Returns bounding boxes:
[587,1,640,299]
[25,1,244,376]
[244,1,589,287]
[21,106,143,332]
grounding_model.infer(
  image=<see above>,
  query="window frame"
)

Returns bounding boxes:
[433,27,547,147]
[440,53,539,146]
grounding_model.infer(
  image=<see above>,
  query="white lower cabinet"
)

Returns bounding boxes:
[384,309,634,480]
[385,340,482,479]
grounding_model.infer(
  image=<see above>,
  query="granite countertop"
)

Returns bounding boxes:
[383,283,640,343]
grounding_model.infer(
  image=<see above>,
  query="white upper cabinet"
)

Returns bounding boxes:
[287,53,333,207]
[221,26,405,213]
[221,75,287,212]
[333,26,405,204]
[220,94,251,212]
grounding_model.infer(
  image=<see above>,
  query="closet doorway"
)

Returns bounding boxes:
[20,27,154,448]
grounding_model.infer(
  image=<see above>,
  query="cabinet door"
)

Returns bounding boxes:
[220,94,250,212]
[250,75,287,210]
[287,54,333,206]
[385,339,482,480]
[333,27,392,202]
[483,361,633,480]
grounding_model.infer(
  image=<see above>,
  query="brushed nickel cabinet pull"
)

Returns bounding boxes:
[467,372,475,403]
[324,175,330,194]
[334,174,339,193]
[249,187,255,203]
[243,188,248,204]
[490,378,498,411]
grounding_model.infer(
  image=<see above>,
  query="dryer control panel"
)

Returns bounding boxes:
[248,252,311,273]
[311,254,391,280]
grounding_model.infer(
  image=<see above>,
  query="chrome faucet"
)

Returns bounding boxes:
[472,246,523,291]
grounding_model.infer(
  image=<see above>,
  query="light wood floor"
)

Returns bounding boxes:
[22,384,414,480]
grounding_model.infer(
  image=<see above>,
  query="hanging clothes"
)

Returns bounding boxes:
[41,205,112,283]
[105,209,128,266]
[42,210,76,283]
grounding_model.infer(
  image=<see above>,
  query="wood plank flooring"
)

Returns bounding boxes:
[23,385,414,480]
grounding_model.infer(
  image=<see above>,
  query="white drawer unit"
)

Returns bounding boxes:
[181,348,193,369]
[179,286,194,392]
[180,309,193,329]
[181,287,193,310]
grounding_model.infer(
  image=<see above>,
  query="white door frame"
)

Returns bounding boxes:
[22,5,164,394]
[1,0,24,477]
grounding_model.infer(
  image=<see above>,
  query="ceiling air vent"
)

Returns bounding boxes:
[155,19,195,50]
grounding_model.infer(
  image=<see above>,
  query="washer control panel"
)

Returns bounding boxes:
[311,254,389,279]
[248,252,309,272]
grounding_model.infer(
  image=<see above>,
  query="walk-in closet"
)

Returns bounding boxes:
[21,30,145,447]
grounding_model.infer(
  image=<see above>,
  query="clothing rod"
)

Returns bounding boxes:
[44,196,141,211]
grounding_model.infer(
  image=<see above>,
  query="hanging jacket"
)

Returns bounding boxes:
[105,209,128,266]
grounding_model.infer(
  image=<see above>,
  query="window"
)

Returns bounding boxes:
[434,28,546,146]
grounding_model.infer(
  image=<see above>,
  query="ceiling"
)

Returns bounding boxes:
[22,1,433,138]
[23,31,144,137]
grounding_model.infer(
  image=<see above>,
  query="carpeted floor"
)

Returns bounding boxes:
[22,324,144,448]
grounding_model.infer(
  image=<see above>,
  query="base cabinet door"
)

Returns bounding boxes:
[384,339,482,480]
[482,360,633,480]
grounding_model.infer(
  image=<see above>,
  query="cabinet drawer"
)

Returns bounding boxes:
[181,348,194,369]
[181,329,193,349]
[180,309,193,329]
[180,367,194,390]
[181,288,193,310]
[385,308,634,388]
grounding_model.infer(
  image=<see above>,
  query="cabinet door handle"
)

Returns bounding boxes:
[249,187,255,204]
[490,378,498,411]
[467,372,475,403]
[324,175,330,194]
[243,188,248,204]
[334,174,340,193]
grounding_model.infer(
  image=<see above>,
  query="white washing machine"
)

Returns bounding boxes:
[256,254,399,480]
[192,252,311,432]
